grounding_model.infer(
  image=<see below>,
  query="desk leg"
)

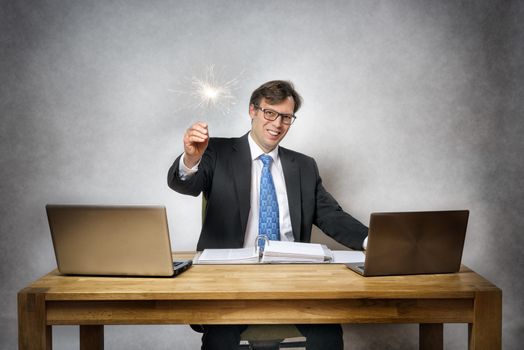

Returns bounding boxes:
[18,291,52,350]
[80,325,104,350]
[419,323,443,350]
[468,290,502,350]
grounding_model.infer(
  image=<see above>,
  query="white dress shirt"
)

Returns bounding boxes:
[244,133,294,247]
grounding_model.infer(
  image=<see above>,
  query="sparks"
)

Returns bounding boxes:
[201,85,219,100]
[170,65,241,115]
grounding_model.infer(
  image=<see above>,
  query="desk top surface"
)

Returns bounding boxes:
[20,253,500,301]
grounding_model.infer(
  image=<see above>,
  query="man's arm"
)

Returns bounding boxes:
[178,153,200,180]
[167,122,211,196]
[312,161,368,250]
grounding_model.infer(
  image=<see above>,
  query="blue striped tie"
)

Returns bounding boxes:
[259,155,280,242]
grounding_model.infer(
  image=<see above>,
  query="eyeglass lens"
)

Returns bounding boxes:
[261,108,294,125]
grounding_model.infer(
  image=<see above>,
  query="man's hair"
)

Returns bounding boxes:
[249,80,302,113]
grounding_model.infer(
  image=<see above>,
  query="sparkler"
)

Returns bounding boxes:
[169,65,241,115]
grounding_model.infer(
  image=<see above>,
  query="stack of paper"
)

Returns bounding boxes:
[261,241,332,263]
[196,247,259,264]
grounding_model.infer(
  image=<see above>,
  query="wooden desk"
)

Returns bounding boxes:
[18,262,501,350]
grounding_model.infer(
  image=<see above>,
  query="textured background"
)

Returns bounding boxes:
[1,1,523,349]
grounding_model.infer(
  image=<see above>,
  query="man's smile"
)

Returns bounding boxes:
[266,128,281,137]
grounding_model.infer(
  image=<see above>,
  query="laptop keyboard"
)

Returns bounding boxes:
[173,261,188,268]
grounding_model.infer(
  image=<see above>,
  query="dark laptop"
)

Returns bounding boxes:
[46,204,192,277]
[346,210,469,277]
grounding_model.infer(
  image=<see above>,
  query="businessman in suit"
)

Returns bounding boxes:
[168,80,368,350]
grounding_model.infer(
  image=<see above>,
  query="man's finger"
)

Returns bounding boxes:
[191,122,208,135]
[187,134,208,143]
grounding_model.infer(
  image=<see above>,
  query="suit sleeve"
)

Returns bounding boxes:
[167,142,216,198]
[312,160,368,250]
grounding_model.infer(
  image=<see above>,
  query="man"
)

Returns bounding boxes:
[168,80,368,350]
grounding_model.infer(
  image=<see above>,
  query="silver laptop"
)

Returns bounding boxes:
[346,210,469,277]
[46,204,192,277]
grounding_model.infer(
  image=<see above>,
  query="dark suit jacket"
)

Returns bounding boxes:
[168,133,368,251]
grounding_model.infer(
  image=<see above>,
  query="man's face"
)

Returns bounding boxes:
[249,97,294,153]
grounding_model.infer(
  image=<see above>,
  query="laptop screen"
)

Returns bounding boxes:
[47,205,176,276]
[351,210,469,276]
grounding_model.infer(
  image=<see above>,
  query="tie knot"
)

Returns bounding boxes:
[259,154,273,167]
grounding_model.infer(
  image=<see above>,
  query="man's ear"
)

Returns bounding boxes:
[248,104,256,119]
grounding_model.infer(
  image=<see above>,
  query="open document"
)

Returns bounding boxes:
[194,241,364,264]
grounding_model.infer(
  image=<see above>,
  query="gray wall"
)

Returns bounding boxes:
[2,0,523,349]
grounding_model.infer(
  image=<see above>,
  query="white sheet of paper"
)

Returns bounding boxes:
[198,247,258,262]
[332,250,365,263]
[263,241,326,259]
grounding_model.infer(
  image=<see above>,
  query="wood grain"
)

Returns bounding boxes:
[18,289,52,350]
[18,260,502,350]
[46,298,473,325]
[24,264,496,301]
[468,290,502,350]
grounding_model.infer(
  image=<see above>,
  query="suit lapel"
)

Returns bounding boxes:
[280,147,301,241]
[231,133,252,237]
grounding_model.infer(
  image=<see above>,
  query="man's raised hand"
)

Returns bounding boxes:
[183,122,209,168]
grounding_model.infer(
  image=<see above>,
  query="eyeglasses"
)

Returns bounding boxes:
[254,105,297,125]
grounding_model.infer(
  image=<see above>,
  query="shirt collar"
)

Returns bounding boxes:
[248,132,279,162]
